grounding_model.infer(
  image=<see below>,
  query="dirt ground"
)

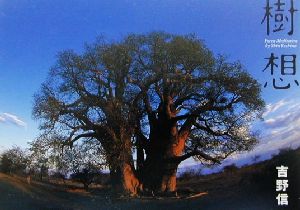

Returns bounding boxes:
[0,148,299,210]
[0,172,283,210]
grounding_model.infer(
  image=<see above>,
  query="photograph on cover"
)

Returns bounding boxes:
[0,0,299,209]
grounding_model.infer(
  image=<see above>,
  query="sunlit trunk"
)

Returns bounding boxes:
[106,137,142,196]
[121,162,142,195]
[142,118,185,194]
[109,158,142,195]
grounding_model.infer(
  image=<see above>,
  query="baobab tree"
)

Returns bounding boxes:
[33,32,264,195]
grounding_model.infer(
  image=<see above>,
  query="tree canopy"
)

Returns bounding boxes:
[0,146,28,175]
[33,32,265,194]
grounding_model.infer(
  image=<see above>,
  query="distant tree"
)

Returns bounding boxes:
[278,147,293,155]
[50,171,66,183]
[178,169,200,181]
[28,134,104,183]
[0,153,13,174]
[64,142,104,190]
[28,135,55,181]
[252,155,261,163]
[0,146,28,175]
[70,164,102,190]
[33,32,265,195]
[223,164,239,173]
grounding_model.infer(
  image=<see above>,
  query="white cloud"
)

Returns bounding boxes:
[263,99,289,117]
[0,115,5,122]
[224,98,300,167]
[179,97,300,174]
[229,98,300,165]
[0,112,27,127]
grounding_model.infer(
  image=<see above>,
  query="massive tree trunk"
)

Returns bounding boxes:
[109,163,141,195]
[104,130,185,196]
[105,136,142,196]
[109,157,142,195]
[142,140,185,194]
[141,110,186,194]
[104,99,188,195]
[142,155,180,194]
[120,161,142,195]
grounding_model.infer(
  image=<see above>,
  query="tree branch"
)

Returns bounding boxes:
[66,132,97,147]
[174,150,221,164]
[178,97,239,139]
[194,122,229,137]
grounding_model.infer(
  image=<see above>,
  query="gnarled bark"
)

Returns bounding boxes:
[121,162,142,195]
[106,136,142,196]
[109,159,142,195]
[141,110,186,194]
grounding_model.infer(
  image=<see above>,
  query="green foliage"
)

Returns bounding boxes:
[28,134,104,180]
[70,163,103,190]
[0,146,28,175]
[32,32,265,169]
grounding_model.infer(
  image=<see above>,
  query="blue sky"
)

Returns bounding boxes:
[1,0,300,165]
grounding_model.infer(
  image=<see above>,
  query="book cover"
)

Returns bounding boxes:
[0,0,299,209]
